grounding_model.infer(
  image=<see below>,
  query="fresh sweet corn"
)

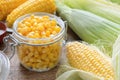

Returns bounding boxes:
[0,0,27,20]
[66,41,115,80]
[6,0,56,27]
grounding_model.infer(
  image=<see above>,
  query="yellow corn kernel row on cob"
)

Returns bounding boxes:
[6,0,56,27]
[0,0,27,20]
[66,41,115,80]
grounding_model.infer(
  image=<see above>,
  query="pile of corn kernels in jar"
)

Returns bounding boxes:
[17,15,62,71]
[17,15,61,38]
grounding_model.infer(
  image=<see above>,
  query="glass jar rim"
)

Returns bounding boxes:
[13,12,65,45]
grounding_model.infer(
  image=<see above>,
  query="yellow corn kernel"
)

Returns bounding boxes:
[0,0,27,20]
[41,53,47,60]
[48,53,54,60]
[44,58,50,64]
[35,63,41,69]
[37,24,45,31]
[48,62,55,68]
[46,30,51,37]
[22,60,28,64]
[42,16,50,21]
[26,62,33,67]
[29,58,35,63]
[30,14,35,19]
[42,65,47,69]
[54,26,61,33]
[66,41,115,80]
[42,16,49,19]
[50,20,57,26]
[52,31,57,35]
[27,32,40,38]
[37,47,42,53]
[32,63,37,68]
[34,54,40,58]
[18,27,31,36]
[22,18,31,24]
[28,53,33,58]
[6,0,56,27]
[24,22,31,27]
[47,28,53,33]
[29,47,35,52]
[18,22,25,28]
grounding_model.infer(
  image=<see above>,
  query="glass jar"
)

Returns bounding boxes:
[6,12,66,72]
[0,51,10,80]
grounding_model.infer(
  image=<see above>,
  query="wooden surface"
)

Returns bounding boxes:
[0,27,80,80]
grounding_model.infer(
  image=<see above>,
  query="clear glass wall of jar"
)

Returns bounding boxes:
[10,12,66,72]
[0,51,10,80]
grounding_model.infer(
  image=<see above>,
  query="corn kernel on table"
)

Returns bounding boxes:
[0,27,80,80]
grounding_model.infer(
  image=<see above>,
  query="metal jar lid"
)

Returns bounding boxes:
[0,51,10,80]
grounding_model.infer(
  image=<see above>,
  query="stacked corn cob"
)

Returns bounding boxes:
[66,41,115,80]
[6,0,56,27]
[0,0,27,20]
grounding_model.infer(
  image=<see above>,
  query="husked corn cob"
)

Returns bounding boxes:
[6,0,56,27]
[66,41,115,80]
[0,0,27,20]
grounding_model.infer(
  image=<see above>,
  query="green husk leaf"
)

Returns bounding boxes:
[112,35,120,80]
[56,65,103,80]
[110,0,120,4]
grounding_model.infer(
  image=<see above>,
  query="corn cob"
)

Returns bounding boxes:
[66,41,115,80]
[0,0,27,21]
[6,0,56,27]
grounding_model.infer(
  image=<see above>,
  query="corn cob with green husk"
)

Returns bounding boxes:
[61,0,120,25]
[56,1,120,57]
[0,0,27,20]
[66,41,115,80]
[6,0,56,27]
